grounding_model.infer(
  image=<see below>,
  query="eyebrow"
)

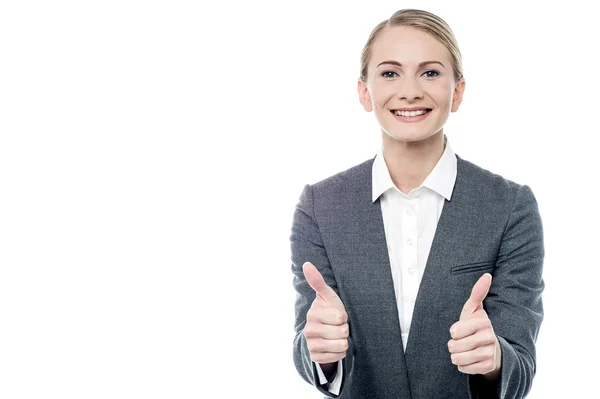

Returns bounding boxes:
[376,60,446,69]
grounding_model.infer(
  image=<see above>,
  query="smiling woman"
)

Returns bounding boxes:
[290,8,544,399]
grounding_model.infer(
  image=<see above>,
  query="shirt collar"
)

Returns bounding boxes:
[372,134,457,202]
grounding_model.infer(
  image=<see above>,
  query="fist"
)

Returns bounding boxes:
[448,273,502,377]
[303,261,349,364]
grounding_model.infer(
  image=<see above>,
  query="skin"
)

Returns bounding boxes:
[449,274,502,381]
[302,25,501,385]
[303,262,349,378]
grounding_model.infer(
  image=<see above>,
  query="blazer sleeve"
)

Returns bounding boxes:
[468,184,545,399]
[290,184,355,398]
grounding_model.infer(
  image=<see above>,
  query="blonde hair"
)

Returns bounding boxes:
[359,9,463,83]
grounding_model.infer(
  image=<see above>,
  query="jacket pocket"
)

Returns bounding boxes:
[450,260,496,275]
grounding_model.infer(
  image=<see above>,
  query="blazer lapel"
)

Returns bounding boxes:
[339,156,413,397]
[403,156,470,388]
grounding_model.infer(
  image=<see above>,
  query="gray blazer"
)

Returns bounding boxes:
[290,154,544,399]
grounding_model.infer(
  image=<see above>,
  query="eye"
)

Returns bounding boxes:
[422,70,440,78]
[381,70,399,79]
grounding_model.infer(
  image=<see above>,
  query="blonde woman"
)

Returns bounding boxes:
[290,9,544,399]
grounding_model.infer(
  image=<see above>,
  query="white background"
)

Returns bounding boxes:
[0,1,598,398]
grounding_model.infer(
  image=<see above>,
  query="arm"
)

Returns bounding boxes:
[291,184,355,397]
[468,184,545,398]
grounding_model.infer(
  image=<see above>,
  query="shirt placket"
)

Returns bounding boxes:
[402,199,419,330]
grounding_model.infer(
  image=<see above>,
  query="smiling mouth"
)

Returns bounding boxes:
[391,109,432,117]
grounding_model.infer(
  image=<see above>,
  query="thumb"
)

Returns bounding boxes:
[460,273,492,320]
[303,262,343,308]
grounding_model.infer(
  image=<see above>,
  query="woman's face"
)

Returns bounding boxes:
[358,25,465,143]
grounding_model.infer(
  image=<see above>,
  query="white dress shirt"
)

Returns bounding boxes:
[316,135,458,395]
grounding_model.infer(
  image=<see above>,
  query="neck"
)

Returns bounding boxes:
[381,131,445,195]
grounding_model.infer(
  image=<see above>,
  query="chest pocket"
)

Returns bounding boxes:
[450,260,495,275]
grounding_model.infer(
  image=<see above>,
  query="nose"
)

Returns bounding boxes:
[396,77,424,101]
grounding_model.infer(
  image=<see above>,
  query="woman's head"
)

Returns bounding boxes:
[357,9,465,144]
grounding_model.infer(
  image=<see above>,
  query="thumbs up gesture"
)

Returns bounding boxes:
[447,273,502,379]
[302,262,349,365]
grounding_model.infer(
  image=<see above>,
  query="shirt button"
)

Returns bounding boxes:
[408,268,414,274]
[406,209,412,216]
[407,239,413,245]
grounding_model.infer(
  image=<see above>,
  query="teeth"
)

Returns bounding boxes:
[394,109,428,117]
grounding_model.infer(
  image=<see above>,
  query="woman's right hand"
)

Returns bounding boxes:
[302,262,349,365]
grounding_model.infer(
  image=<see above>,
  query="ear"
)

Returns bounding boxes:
[357,79,373,112]
[451,78,465,113]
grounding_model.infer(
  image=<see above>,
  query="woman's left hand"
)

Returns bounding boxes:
[447,273,502,379]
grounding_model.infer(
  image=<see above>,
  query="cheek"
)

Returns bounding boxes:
[370,82,395,108]
[429,85,453,108]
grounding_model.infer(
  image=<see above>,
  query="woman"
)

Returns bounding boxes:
[290,9,544,399]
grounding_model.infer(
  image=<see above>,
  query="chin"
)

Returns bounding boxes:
[385,130,437,142]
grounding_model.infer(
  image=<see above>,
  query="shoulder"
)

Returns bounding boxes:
[296,157,374,212]
[457,155,524,195]
[309,157,374,193]
[456,155,539,210]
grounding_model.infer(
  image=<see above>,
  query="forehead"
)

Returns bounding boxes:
[370,25,451,66]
